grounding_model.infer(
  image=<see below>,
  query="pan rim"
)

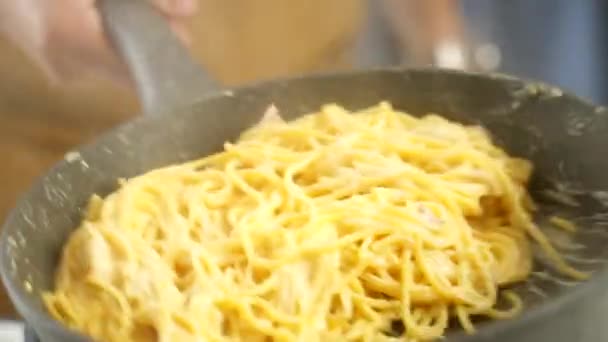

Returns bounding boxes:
[1,66,606,341]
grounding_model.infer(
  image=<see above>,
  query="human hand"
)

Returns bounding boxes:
[0,0,197,84]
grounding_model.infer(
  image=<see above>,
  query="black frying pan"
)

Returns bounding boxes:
[3,1,608,341]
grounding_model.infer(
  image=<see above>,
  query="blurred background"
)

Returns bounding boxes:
[0,0,607,317]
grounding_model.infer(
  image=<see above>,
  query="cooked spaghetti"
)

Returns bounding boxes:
[43,102,585,341]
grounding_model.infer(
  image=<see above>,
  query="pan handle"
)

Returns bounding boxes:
[97,0,219,116]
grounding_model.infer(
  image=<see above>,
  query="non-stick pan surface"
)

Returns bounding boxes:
[3,1,608,341]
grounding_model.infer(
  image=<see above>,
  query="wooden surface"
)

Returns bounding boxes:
[0,0,364,318]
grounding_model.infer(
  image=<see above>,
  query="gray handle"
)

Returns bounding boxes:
[98,0,218,115]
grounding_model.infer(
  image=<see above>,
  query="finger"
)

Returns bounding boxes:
[44,0,129,82]
[44,0,109,75]
[42,0,194,85]
[169,20,192,47]
[154,0,198,17]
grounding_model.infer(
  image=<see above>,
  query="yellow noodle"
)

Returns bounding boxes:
[44,102,582,341]
[549,216,577,233]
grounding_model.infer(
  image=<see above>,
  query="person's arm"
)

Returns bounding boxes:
[0,0,197,84]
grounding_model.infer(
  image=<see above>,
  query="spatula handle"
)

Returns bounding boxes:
[98,0,218,116]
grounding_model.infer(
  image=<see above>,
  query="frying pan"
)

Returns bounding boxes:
[3,1,608,341]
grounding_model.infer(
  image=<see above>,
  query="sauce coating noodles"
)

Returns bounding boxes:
[44,103,583,341]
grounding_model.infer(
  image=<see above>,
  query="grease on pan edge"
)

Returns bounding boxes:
[24,280,32,293]
[64,151,89,168]
[591,191,608,207]
[64,151,81,163]
[541,190,580,207]
[512,83,563,102]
